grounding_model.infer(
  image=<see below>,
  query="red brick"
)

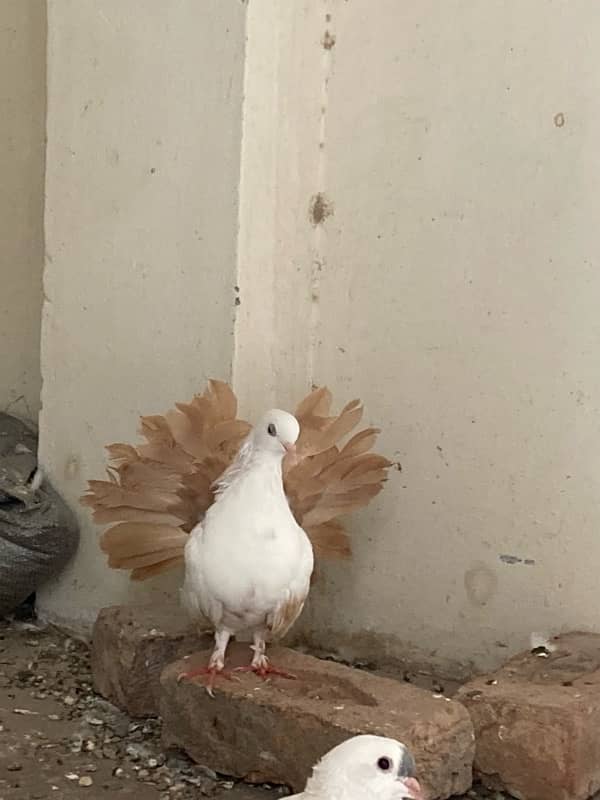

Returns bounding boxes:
[91,604,211,717]
[458,632,600,800]
[159,642,474,798]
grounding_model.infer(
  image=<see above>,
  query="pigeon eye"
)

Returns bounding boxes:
[267,423,277,437]
[377,757,392,772]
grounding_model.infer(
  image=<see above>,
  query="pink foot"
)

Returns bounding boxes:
[176,665,237,696]
[233,663,297,681]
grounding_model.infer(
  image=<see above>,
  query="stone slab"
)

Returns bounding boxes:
[91,604,211,717]
[458,632,600,800]
[160,643,474,798]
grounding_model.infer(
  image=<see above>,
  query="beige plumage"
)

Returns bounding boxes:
[81,380,391,578]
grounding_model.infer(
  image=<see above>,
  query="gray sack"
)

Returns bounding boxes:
[0,412,79,616]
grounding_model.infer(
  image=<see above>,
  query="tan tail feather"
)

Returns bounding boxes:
[131,556,185,581]
[295,386,333,421]
[301,485,383,527]
[340,427,381,458]
[165,407,208,461]
[82,480,182,515]
[109,546,188,570]
[103,443,139,466]
[207,379,238,421]
[316,404,364,452]
[92,507,184,526]
[306,521,352,559]
[100,522,188,557]
[137,415,194,470]
[317,453,390,484]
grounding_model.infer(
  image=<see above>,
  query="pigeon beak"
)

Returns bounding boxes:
[398,777,424,800]
[282,441,298,466]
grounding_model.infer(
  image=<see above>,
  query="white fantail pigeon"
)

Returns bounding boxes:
[177,409,314,692]
[82,382,392,693]
[289,735,424,800]
[84,381,392,579]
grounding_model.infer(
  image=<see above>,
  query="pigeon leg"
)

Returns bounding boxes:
[176,629,235,696]
[234,631,297,681]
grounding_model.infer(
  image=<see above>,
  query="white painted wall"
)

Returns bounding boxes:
[0,1,46,423]
[38,0,600,674]
[296,0,600,674]
[38,0,247,629]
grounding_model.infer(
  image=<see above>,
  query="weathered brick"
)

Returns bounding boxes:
[91,604,211,716]
[458,632,600,800]
[160,642,474,798]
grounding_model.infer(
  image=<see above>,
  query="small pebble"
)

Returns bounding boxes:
[78,776,93,787]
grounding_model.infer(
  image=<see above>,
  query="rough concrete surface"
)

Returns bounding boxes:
[0,615,280,800]
[458,632,600,800]
[160,644,475,799]
[91,605,211,717]
[0,612,511,800]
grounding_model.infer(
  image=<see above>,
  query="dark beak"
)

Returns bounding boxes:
[398,749,417,779]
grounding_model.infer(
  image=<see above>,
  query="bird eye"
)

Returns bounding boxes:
[267,423,277,436]
[377,757,392,772]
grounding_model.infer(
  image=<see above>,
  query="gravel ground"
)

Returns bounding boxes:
[0,614,509,800]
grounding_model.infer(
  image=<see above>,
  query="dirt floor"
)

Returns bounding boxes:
[0,616,508,800]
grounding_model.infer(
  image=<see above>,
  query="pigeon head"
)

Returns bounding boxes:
[252,409,300,459]
[305,735,423,800]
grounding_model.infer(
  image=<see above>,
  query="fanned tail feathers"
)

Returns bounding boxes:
[80,380,250,580]
[284,387,391,558]
[81,381,391,579]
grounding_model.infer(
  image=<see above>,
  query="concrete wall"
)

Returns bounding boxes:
[235,0,600,675]
[39,0,600,675]
[38,0,247,628]
[0,1,46,423]
[296,0,600,674]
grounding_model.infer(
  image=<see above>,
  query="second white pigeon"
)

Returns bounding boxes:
[178,408,314,693]
[289,735,424,800]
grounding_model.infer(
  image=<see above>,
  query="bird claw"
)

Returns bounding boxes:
[233,663,297,681]
[176,665,238,696]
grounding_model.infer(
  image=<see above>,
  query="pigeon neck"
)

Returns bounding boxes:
[302,774,358,800]
[248,449,285,480]
[213,439,286,499]
[303,777,392,800]
[245,448,287,498]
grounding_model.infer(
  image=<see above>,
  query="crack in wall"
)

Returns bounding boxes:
[307,0,336,389]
